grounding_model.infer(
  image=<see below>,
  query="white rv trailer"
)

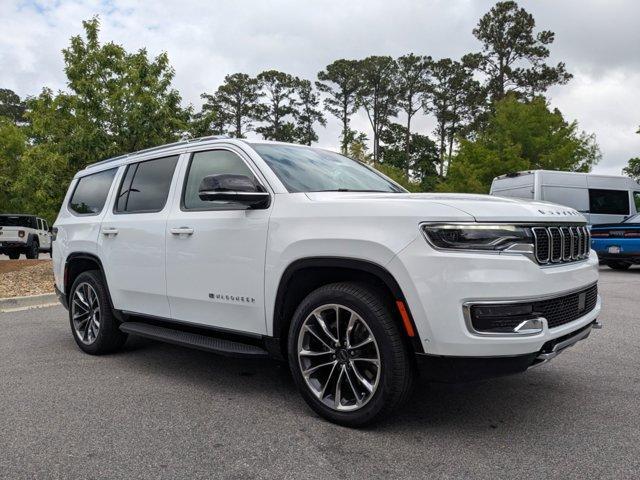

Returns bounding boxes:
[490,170,640,225]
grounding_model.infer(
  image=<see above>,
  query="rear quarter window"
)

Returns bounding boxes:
[588,189,629,215]
[115,155,179,214]
[69,168,117,215]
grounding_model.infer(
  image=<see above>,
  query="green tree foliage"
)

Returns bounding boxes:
[316,59,361,154]
[466,1,571,101]
[0,117,26,212]
[59,17,189,160]
[356,56,399,163]
[294,79,326,145]
[396,54,431,175]
[440,95,601,193]
[624,158,640,182]
[624,127,640,182]
[199,73,261,138]
[10,145,72,222]
[13,17,188,222]
[424,58,483,176]
[380,123,439,190]
[255,70,299,142]
[0,88,26,124]
[345,131,371,163]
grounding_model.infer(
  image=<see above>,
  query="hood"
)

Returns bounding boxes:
[304,192,586,224]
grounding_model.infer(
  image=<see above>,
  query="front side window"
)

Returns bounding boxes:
[69,168,117,215]
[116,155,179,214]
[182,150,259,210]
[634,191,640,212]
[250,143,404,193]
[588,189,629,215]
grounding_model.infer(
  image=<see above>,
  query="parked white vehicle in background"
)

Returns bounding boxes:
[0,214,51,259]
[490,170,640,225]
[52,137,601,426]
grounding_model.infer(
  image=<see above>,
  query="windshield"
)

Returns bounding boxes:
[0,215,36,228]
[250,143,404,193]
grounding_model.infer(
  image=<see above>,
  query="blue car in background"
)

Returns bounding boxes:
[591,214,640,270]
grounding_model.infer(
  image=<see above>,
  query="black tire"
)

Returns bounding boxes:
[25,241,39,259]
[287,282,415,427]
[7,251,20,260]
[608,261,631,271]
[68,270,127,355]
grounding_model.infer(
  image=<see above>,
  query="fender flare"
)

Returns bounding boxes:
[271,256,422,352]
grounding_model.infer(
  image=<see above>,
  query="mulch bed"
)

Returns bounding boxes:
[0,259,55,298]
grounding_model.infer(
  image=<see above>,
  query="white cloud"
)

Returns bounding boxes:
[0,0,638,173]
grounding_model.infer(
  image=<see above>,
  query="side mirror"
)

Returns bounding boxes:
[198,174,270,209]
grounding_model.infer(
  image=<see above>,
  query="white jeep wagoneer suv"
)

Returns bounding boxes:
[52,136,601,426]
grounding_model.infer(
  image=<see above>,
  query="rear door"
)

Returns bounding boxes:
[165,147,272,334]
[37,218,51,251]
[98,155,180,318]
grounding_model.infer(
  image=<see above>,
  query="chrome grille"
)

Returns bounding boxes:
[532,225,589,265]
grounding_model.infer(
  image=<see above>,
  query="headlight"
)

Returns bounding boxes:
[422,224,533,252]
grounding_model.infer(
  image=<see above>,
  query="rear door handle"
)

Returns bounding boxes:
[170,227,194,236]
[102,228,119,236]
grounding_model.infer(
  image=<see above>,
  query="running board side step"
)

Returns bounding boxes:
[119,322,270,359]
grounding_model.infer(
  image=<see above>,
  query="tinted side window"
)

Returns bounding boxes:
[183,150,257,210]
[588,189,629,215]
[634,192,640,212]
[116,155,179,214]
[69,168,117,215]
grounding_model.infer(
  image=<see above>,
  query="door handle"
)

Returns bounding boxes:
[170,227,194,236]
[102,228,119,236]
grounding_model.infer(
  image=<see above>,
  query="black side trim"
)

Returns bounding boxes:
[120,322,270,359]
[55,284,68,310]
[273,257,423,353]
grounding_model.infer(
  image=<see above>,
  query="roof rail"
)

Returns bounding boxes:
[86,135,231,168]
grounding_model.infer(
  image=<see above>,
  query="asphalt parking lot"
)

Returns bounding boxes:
[1,267,639,480]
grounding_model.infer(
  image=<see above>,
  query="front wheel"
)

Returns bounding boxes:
[69,270,128,354]
[288,282,415,427]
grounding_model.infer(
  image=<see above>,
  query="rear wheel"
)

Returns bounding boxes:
[25,241,39,259]
[608,261,631,271]
[7,251,20,260]
[69,270,127,354]
[288,282,414,427]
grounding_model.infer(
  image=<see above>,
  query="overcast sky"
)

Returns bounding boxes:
[1,0,639,175]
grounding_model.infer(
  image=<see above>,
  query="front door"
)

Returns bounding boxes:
[165,147,271,335]
[98,155,180,318]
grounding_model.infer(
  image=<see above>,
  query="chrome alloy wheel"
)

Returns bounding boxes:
[71,282,101,345]
[297,304,381,412]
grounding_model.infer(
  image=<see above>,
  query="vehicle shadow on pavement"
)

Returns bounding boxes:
[117,335,589,432]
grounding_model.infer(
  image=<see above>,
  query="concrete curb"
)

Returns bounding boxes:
[0,293,59,312]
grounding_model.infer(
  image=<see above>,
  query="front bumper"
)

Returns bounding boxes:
[388,236,601,357]
[415,320,601,382]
